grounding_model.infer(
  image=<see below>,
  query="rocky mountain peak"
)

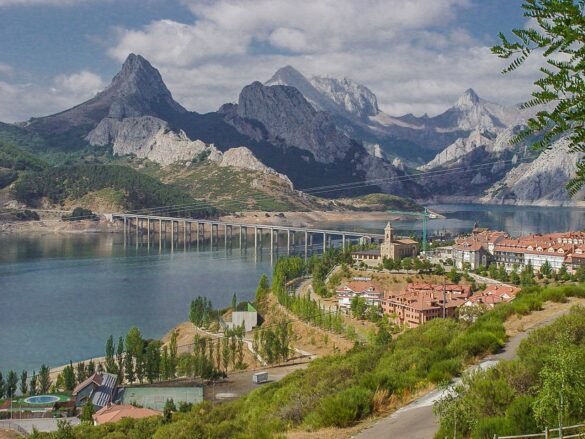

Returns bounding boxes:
[455,88,481,109]
[101,53,186,117]
[310,75,379,119]
[266,65,308,86]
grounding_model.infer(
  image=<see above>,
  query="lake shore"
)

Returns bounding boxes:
[219,210,410,227]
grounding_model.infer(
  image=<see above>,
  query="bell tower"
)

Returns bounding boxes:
[385,222,394,243]
[380,221,395,260]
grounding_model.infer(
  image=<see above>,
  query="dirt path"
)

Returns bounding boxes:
[351,298,585,439]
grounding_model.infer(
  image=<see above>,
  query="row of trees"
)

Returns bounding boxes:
[271,256,346,333]
[252,321,293,365]
[0,366,51,399]
[101,327,176,385]
[189,296,215,328]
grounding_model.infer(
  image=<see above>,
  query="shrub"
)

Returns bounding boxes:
[307,385,373,428]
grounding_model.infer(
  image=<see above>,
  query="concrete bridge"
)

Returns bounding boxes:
[111,213,384,259]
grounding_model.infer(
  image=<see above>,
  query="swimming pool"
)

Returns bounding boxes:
[23,395,60,405]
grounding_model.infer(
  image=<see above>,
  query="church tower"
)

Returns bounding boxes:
[385,222,394,243]
[380,222,395,260]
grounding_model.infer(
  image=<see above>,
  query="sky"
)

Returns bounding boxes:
[0,0,539,122]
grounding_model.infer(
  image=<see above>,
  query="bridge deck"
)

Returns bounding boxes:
[112,213,384,240]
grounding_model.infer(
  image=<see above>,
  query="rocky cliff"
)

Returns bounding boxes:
[482,139,585,205]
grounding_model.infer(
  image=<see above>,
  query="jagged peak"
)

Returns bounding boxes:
[266,65,308,86]
[106,53,171,96]
[455,88,481,108]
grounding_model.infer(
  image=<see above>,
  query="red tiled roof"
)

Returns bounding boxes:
[93,404,161,425]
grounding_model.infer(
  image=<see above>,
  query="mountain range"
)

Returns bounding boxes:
[1,53,583,209]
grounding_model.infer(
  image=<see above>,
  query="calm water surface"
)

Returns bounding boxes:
[327,203,585,237]
[0,234,274,372]
[1,203,585,372]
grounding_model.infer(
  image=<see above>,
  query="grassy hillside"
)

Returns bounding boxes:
[29,259,585,438]
[129,159,324,212]
[336,193,421,212]
[12,164,217,218]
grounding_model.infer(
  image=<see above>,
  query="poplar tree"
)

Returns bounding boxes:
[63,362,76,391]
[116,337,124,382]
[169,331,178,379]
[105,335,117,374]
[76,362,87,384]
[38,365,51,394]
[135,350,145,384]
[19,370,28,396]
[222,337,230,372]
[6,371,17,398]
[0,372,4,399]
[124,352,135,384]
[87,360,96,376]
[29,372,37,396]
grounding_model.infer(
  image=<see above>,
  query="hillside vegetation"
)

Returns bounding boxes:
[141,160,321,212]
[29,261,585,438]
[435,304,585,438]
[12,164,217,218]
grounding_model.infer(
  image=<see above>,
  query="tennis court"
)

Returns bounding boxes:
[120,386,203,411]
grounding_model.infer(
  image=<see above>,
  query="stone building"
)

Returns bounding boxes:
[351,222,419,266]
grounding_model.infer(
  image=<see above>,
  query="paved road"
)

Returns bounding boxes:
[354,309,571,439]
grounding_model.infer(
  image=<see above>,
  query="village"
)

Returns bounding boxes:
[2,221,585,436]
[341,222,585,328]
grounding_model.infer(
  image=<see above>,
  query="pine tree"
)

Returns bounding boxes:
[19,370,28,396]
[232,293,237,310]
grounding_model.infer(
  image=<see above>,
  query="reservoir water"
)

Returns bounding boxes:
[1,203,585,373]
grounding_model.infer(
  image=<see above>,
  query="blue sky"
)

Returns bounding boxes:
[0,0,535,122]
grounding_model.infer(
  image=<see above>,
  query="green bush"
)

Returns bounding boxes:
[428,358,461,384]
[307,385,373,428]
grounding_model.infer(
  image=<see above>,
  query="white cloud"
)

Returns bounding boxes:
[104,0,541,117]
[52,70,106,96]
[0,0,542,121]
[0,70,105,122]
